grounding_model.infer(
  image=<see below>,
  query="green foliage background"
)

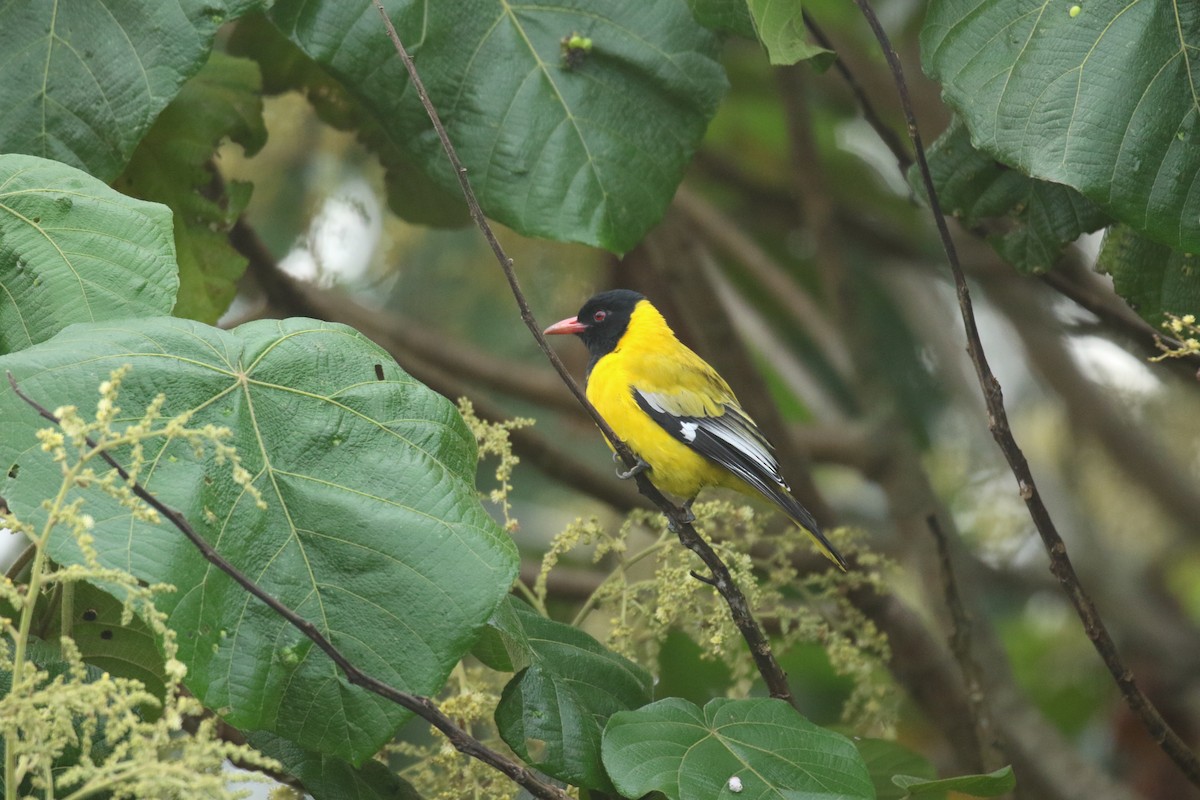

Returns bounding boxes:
[1,0,1198,798]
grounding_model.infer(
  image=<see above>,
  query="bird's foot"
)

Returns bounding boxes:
[680,498,697,525]
[614,454,650,480]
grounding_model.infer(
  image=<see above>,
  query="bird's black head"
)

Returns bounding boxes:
[544,289,644,364]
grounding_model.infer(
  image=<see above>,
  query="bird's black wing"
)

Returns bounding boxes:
[632,389,821,536]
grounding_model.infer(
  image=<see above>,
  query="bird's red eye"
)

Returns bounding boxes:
[592,310,607,323]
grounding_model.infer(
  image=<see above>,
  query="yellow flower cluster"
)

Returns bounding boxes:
[2,367,279,799]
[1153,313,1200,361]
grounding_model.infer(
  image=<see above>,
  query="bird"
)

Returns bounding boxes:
[544,289,848,571]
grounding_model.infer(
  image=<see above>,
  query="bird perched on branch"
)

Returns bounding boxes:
[545,289,847,571]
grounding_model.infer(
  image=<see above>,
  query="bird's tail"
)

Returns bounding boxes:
[762,483,849,572]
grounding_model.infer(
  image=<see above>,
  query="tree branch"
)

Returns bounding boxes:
[975,255,1200,542]
[370,1,806,709]
[6,374,572,800]
[248,253,583,418]
[802,10,912,174]
[672,186,854,381]
[927,514,999,774]
[850,0,1200,787]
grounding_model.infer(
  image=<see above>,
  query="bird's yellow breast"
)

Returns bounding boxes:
[585,301,734,499]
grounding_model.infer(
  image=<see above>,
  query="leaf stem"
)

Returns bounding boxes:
[570,534,670,628]
[511,577,545,616]
[5,449,81,800]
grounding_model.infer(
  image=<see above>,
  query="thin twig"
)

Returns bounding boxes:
[927,514,996,773]
[802,10,911,173]
[849,0,1200,787]
[6,374,572,800]
[370,1,805,709]
[3,541,34,582]
[673,186,853,380]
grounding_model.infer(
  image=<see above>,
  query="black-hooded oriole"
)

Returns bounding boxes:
[545,289,847,571]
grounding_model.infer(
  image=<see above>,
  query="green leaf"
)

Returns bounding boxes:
[687,0,756,38]
[0,154,178,354]
[493,597,653,792]
[0,317,520,763]
[892,765,1015,797]
[46,583,168,707]
[1097,223,1200,325]
[601,697,873,800]
[0,1,265,182]
[267,0,727,253]
[856,738,940,800]
[227,13,470,228]
[746,0,833,65]
[114,52,267,324]
[471,593,531,673]
[919,117,1111,273]
[249,731,422,800]
[921,0,1200,252]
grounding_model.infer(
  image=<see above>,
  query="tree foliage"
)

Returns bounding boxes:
[1,0,1198,798]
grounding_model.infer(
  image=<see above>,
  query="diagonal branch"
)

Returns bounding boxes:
[802,10,911,173]
[848,0,1200,787]
[370,1,807,709]
[6,374,573,800]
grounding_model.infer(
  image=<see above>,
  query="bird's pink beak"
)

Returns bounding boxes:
[544,316,587,335]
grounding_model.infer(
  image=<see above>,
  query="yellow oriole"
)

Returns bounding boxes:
[545,289,847,571]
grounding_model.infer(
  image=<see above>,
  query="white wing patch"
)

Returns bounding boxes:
[633,388,785,486]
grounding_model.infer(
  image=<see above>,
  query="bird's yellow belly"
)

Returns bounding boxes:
[586,361,728,499]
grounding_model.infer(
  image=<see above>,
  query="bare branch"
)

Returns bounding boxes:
[927,514,1001,773]
[802,10,912,174]
[672,186,854,380]
[849,0,1200,786]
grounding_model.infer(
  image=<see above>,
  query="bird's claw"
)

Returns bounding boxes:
[615,456,650,480]
[668,510,696,533]
[680,498,696,525]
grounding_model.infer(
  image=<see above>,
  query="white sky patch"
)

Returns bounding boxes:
[0,526,24,574]
[836,117,911,196]
[279,176,382,288]
[1067,335,1161,396]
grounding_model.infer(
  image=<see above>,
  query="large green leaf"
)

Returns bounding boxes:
[491,597,653,792]
[746,0,833,65]
[227,13,469,228]
[686,0,756,38]
[856,738,940,800]
[601,697,873,800]
[922,0,1200,252]
[248,731,422,800]
[893,766,1015,797]
[114,52,267,324]
[0,317,519,762]
[0,154,178,354]
[267,0,727,253]
[919,117,1111,273]
[46,583,168,708]
[0,1,265,182]
[1097,223,1200,324]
